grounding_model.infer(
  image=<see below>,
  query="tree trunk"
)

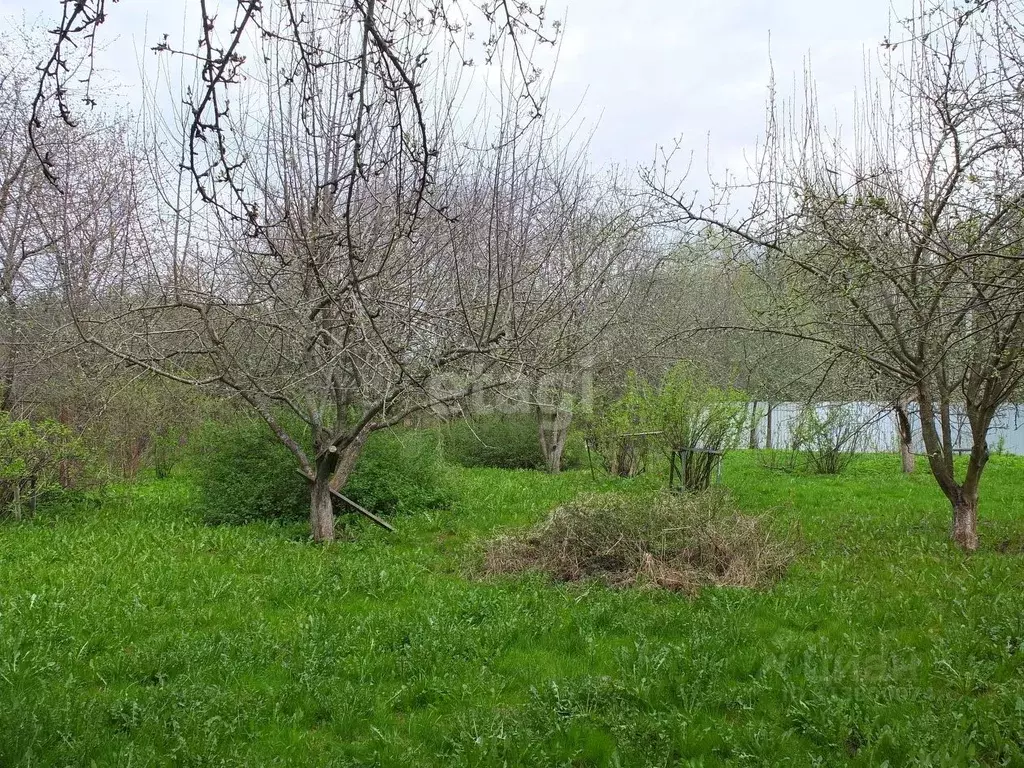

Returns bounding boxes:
[894,396,915,474]
[309,469,335,543]
[543,427,568,473]
[748,401,759,449]
[330,429,369,492]
[765,404,774,450]
[900,440,916,474]
[951,494,978,552]
[918,387,990,552]
[939,394,954,459]
[537,405,572,474]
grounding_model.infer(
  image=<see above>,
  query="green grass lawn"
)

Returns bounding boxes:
[2,452,1024,766]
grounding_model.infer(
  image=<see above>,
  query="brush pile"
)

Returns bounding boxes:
[485,490,794,593]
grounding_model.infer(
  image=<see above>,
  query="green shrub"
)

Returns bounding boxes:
[190,419,451,525]
[578,374,655,477]
[189,418,310,526]
[656,363,749,491]
[443,414,582,471]
[0,413,90,520]
[759,404,864,476]
[795,405,865,475]
[581,364,750,486]
[343,430,451,515]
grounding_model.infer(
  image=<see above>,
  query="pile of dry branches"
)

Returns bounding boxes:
[485,490,794,594]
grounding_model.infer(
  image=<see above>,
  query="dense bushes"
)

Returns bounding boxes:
[190,418,450,526]
[443,414,582,471]
[344,430,450,515]
[189,419,310,525]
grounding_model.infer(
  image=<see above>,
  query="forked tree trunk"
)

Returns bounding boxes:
[308,431,373,543]
[330,429,369,492]
[917,389,988,552]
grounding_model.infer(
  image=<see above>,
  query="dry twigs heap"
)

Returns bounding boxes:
[485,490,794,594]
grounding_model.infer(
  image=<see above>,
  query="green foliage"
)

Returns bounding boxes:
[4,455,1024,765]
[583,364,750,488]
[762,404,865,475]
[190,419,451,525]
[656,362,749,491]
[444,414,582,471]
[655,362,749,453]
[579,373,655,477]
[189,418,310,526]
[0,413,88,519]
[794,404,864,474]
[343,430,451,515]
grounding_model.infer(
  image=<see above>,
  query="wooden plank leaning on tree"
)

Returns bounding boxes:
[294,470,396,533]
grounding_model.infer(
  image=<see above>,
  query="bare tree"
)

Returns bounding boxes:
[0,25,139,426]
[54,2,596,541]
[522,168,651,474]
[646,2,1024,550]
[32,0,556,188]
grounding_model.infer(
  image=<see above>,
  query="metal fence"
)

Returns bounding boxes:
[751,402,1024,455]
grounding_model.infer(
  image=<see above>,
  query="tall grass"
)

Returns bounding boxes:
[2,452,1024,765]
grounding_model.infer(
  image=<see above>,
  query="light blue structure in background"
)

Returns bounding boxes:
[751,402,1024,455]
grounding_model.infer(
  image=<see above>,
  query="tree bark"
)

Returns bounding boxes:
[309,468,335,543]
[308,447,341,543]
[748,401,759,449]
[894,396,915,474]
[899,440,916,475]
[537,405,572,474]
[330,429,369,492]
[917,387,991,552]
[765,404,774,450]
[951,494,979,552]
[939,393,954,459]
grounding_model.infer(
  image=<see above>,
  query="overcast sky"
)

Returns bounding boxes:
[1,0,907,177]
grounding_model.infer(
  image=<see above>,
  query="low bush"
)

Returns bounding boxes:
[344,430,450,515]
[578,374,654,477]
[656,363,749,491]
[191,419,450,525]
[793,404,865,474]
[0,413,91,520]
[444,414,582,471]
[189,418,309,526]
[485,489,794,593]
[759,404,865,475]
